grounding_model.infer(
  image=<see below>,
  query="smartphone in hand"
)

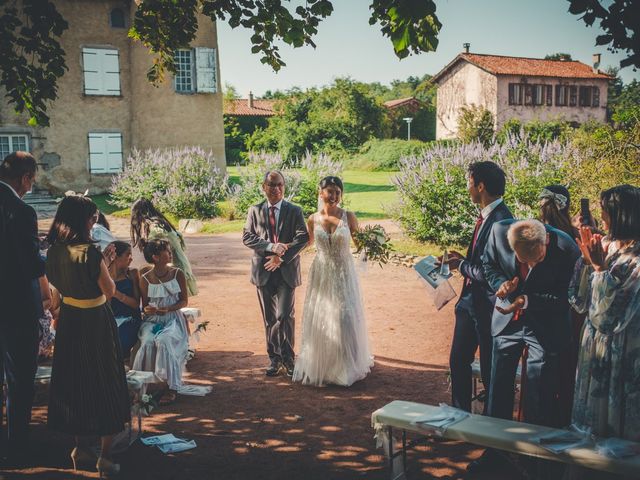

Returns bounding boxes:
[580,198,592,226]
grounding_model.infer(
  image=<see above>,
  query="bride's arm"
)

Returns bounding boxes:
[306,214,315,247]
[347,211,360,244]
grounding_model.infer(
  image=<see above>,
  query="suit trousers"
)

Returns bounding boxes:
[256,269,295,364]
[450,305,493,413]
[0,314,39,457]
[488,321,559,426]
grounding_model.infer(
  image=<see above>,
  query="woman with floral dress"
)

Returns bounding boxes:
[568,184,640,479]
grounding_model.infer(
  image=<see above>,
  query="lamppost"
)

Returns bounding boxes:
[402,117,413,141]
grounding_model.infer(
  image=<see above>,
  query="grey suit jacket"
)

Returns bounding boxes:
[482,219,580,348]
[242,200,309,288]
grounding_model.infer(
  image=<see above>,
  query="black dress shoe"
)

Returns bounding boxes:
[283,360,295,377]
[265,362,282,376]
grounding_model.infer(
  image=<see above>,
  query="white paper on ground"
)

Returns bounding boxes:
[178,384,213,396]
[158,440,197,454]
[141,433,179,446]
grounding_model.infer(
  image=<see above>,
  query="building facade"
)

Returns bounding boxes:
[0,0,225,193]
[432,51,612,140]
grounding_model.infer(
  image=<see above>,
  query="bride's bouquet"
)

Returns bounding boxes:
[353,224,393,267]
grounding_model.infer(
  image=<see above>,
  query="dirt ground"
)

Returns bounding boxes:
[3,218,525,480]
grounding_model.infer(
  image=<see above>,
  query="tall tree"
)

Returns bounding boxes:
[567,0,639,70]
[0,0,442,126]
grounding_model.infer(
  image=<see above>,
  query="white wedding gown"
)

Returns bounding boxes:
[292,211,374,387]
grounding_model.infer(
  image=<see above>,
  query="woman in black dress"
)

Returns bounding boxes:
[46,195,129,477]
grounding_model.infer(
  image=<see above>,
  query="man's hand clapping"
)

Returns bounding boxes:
[496,276,519,299]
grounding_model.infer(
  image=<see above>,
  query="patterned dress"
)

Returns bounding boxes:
[566,241,640,479]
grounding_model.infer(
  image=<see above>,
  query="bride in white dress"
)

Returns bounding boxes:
[292,176,374,387]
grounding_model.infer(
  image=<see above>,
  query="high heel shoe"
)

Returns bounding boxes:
[70,446,96,471]
[96,456,120,478]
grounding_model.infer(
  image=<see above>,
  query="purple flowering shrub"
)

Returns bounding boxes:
[229,151,343,217]
[110,147,227,219]
[393,136,576,246]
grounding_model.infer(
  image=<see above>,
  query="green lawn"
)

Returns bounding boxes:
[226,167,398,220]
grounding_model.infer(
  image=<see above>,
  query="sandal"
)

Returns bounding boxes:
[158,390,177,406]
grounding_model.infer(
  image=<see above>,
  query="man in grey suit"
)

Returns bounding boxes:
[483,219,579,427]
[243,171,309,377]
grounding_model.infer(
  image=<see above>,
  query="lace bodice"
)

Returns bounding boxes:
[313,211,352,260]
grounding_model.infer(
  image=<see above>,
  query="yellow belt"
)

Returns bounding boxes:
[62,295,106,309]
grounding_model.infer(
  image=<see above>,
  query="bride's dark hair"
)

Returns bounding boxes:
[319,176,343,192]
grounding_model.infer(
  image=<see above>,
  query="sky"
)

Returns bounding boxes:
[217,0,639,97]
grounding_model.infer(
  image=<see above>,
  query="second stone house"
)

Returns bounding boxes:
[432,47,613,140]
[0,0,225,193]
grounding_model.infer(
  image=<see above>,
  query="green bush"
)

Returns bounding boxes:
[347,138,430,170]
[110,147,227,219]
[393,137,573,246]
[457,105,495,146]
[228,151,344,218]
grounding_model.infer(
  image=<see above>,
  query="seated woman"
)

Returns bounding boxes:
[132,239,189,405]
[107,241,142,358]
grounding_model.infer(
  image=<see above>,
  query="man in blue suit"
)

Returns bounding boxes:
[0,152,45,465]
[483,219,579,428]
[446,162,513,414]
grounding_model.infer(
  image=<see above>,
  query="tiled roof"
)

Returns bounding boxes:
[433,53,614,83]
[224,99,276,116]
[383,97,424,109]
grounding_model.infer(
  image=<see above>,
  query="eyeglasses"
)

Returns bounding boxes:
[265,182,284,188]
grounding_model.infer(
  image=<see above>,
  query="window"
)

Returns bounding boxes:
[508,83,523,105]
[533,85,545,106]
[82,48,121,96]
[592,86,600,107]
[88,133,123,173]
[110,8,125,28]
[174,47,218,94]
[579,86,592,107]
[524,84,533,106]
[545,85,553,106]
[555,85,578,107]
[174,49,194,93]
[0,134,29,158]
[569,86,578,106]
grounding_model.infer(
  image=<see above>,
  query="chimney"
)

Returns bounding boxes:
[463,43,470,54]
[592,53,601,73]
[248,91,254,108]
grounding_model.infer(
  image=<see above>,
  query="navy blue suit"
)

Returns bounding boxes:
[0,181,45,458]
[450,201,513,412]
[482,220,579,425]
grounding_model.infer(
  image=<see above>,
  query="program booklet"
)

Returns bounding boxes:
[414,256,456,310]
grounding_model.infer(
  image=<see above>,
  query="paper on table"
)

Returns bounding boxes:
[534,428,591,454]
